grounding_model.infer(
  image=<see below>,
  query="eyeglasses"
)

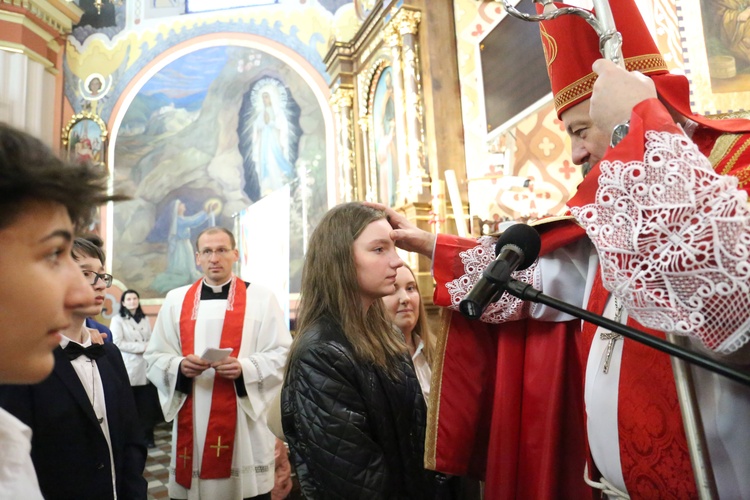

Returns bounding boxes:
[197,248,233,258]
[82,270,113,288]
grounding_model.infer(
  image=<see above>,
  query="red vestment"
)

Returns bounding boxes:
[426,221,591,500]
[427,99,750,499]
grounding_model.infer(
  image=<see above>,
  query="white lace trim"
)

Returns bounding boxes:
[571,130,750,354]
[445,236,539,324]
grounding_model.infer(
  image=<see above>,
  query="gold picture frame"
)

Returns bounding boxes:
[679,0,750,115]
[61,111,108,168]
[368,62,401,207]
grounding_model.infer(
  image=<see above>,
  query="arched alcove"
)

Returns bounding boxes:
[106,35,333,300]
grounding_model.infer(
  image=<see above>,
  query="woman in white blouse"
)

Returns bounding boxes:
[383,265,477,498]
[110,289,162,447]
[382,264,434,400]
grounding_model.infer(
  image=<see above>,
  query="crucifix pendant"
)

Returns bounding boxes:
[600,332,623,374]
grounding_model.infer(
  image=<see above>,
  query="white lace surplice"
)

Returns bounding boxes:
[571,130,750,354]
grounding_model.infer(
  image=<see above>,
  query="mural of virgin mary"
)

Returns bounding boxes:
[239,77,301,200]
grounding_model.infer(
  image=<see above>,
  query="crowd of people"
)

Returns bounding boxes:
[0,0,748,498]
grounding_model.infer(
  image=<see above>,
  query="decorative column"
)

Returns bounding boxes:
[430,178,447,235]
[330,87,356,202]
[358,116,377,202]
[383,22,409,207]
[394,8,428,201]
[0,0,83,144]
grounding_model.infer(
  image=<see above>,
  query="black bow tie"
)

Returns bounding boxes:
[64,342,105,361]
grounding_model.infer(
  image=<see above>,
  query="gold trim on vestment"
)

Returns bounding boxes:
[423,307,453,470]
[706,111,750,189]
[554,55,668,113]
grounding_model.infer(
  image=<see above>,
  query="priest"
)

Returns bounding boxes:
[145,226,292,500]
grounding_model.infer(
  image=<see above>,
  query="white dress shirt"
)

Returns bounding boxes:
[61,328,117,499]
[411,334,432,403]
[0,408,43,499]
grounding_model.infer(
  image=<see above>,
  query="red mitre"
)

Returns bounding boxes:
[537,0,668,118]
[537,0,750,133]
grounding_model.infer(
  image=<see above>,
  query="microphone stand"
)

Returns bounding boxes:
[504,279,750,387]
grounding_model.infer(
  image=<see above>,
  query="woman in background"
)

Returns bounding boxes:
[381,263,434,401]
[382,265,479,500]
[281,202,442,499]
[110,289,162,447]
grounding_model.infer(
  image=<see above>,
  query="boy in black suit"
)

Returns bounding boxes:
[0,123,120,497]
[0,238,148,499]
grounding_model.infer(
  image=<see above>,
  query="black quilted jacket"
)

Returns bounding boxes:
[281,316,442,499]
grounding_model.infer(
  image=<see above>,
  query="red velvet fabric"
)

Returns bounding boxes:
[430,223,590,500]
[537,0,668,117]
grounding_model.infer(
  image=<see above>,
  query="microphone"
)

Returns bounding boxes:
[459,223,541,320]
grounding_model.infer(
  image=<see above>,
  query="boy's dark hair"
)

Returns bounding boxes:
[80,233,104,249]
[0,123,124,231]
[72,237,106,266]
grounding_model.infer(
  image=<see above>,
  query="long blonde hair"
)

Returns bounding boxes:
[292,202,406,374]
[397,263,434,368]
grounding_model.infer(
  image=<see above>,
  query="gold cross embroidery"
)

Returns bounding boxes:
[210,435,229,458]
[179,447,191,468]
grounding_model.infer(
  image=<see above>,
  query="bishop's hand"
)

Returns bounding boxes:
[590,59,657,136]
[362,201,436,258]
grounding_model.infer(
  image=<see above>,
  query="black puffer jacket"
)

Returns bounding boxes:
[281,316,442,499]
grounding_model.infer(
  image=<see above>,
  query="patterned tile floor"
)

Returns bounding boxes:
[144,422,172,500]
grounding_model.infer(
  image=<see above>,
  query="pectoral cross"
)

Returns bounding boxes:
[599,298,624,374]
[600,332,623,374]
[179,447,191,468]
[210,435,229,458]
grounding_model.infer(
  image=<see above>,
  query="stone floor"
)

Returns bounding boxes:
[144,422,172,500]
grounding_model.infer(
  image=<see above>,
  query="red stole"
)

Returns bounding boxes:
[582,271,697,498]
[175,277,246,489]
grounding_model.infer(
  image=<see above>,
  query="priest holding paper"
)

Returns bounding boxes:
[145,226,292,500]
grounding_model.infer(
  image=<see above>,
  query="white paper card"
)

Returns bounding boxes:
[200,347,233,363]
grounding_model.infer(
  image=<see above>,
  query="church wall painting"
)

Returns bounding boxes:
[62,110,108,167]
[680,0,750,114]
[110,41,329,300]
[370,64,399,207]
[699,0,750,93]
[473,101,580,232]
[62,110,109,237]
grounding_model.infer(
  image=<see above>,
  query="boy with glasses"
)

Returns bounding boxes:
[0,123,120,498]
[81,233,115,343]
[0,238,148,499]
